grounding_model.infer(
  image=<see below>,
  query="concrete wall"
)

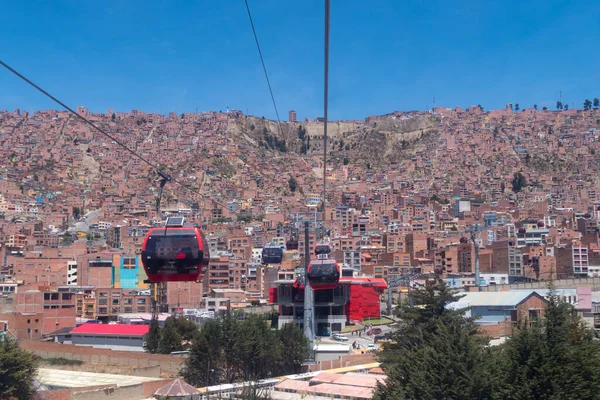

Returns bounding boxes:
[307,353,376,372]
[71,384,141,400]
[35,380,173,400]
[19,340,184,376]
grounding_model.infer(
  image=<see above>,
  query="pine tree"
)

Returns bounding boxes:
[278,322,310,374]
[512,172,527,193]
[288,176,297,193]
[374,279,493,400]
[493,284,600,399]
[182,319,223,387]
[0,338,38,400]
[235,316,282,381]
[144,317,161,354]
[159,318,183,354]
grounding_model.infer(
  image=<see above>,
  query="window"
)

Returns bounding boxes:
[137,306,146,312]
[99,307,107,314]
[99,299,107,305]
[137,298,146,304]
[112,299,120,305]
[124,298,132,305]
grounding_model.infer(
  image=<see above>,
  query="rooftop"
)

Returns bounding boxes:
[449,290,544,308]
[37,368,162,389]
[70,323,149,336]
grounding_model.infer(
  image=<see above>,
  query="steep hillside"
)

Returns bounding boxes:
[227,113,439,164]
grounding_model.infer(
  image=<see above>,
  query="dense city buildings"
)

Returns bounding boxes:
[2,104,600,340]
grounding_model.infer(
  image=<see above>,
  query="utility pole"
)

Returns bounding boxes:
[322,0,330,226]
[468,224,482,291]
[303,221,315,360]
[386,270,420,314]
[560,90,562,105]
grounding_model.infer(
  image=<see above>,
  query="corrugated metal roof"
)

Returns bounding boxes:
[154,378,199,396]
[450,290,540,307]
[70,323,149,336]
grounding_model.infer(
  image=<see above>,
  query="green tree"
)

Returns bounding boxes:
[492,285,600,399]
[278,323,310,374]
[514,103,520,111]
[220,315,240,382]
[182,319,223,387]
[111,113,116,121]
[235,316,282,381]
[511,172,527,193]
[556,101,563,110]
[158,318,183,354]
[543,106,548,110]
[343,158,350,165]
[564,104,569,111]
[534,104,538,110]
[237,214,252,223]
[0,338,38,400]
[374,279,493,400]
[144,317,161,353]
[594,98,599,108]
[288,176,297,193]
[168,316,199,342]
[584,99,593,110]
[72,206,80,219]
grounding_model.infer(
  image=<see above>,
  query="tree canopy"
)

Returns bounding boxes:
[182,315,309,387]
[375,280,600,400]
[512,172,527,193]
[0,338,38,400]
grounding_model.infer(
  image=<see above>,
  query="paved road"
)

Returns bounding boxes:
[318,324,395,351]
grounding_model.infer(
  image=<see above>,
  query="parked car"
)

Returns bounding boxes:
[374,333,392,343]
[367,344,377,351]
[332,333,349,342]
[366,327,382,335]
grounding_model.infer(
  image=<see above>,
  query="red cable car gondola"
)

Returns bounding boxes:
[314,242,332,256]
[307,259,340,290]
[141,217,209,283]
[286,237,299,250]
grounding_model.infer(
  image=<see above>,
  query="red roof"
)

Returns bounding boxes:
[70,323,149,336]
[293,277,387,290]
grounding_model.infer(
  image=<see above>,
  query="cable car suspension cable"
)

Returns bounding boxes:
[243,0,284,137]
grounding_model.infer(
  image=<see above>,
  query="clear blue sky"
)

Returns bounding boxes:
[1,0,600,121]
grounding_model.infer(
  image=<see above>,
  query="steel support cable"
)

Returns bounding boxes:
[0,60,212,200]
[244,0,284,137]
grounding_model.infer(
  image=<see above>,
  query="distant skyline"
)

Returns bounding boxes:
[1,0,600,121]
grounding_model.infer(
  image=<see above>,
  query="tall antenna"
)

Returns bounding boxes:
[322,0,330,227]
[560,90,562,104]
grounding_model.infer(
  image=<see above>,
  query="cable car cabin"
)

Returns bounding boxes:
[314,242,332,256]
[141,223,209,283]
[286,237,299,251]
[307,259,340,290]
[262,243,283,264]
